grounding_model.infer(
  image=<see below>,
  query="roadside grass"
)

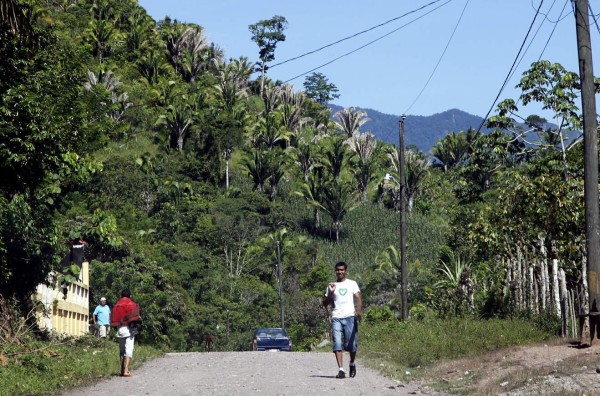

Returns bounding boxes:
[0,335,163,396]
[358,317,552,385]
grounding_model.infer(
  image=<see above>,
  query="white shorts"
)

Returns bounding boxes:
[98,325,109,338]
[118,336,135,358]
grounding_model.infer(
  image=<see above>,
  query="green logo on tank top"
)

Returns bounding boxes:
[339,288,347,296]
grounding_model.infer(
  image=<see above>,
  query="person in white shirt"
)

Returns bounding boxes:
[322,261,362,379]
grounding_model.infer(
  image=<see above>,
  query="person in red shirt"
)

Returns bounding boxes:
[111,289,141,377]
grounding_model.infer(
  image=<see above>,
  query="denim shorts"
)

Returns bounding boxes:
[332,316,358,352]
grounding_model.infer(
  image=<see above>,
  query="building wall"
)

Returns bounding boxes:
[34,261,90,337]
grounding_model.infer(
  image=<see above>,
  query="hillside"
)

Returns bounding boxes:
[1,0,588,365]
[328,104,490,152]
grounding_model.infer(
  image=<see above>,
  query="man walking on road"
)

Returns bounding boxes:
[322,261,362,379]
[111,289,141,377]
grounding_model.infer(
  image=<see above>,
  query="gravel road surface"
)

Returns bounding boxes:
[63,351,439,396]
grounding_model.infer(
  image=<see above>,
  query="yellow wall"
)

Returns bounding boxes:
[34,262,90,337]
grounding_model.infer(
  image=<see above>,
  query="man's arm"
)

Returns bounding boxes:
[322,283,336,307]
[322,293,333,308]
[354,292,363,319]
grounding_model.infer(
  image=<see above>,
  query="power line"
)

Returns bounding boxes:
[476,0,546,133]
[282,0,453,84]
[533,0,572,22]
[536,0,569,62]
[403,0,470,115]
[506,0,567,124]
[506,0,561,85]
[589,4,600,35]
[270,0,449,69]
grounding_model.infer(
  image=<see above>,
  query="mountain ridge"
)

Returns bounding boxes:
[328,104,489,153]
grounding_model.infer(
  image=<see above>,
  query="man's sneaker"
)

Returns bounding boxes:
[336,369,346,379]
[349,364,356,378]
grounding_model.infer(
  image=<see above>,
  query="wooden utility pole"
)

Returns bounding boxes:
[276,240,285,329]
[399,115,408,320]
[574,0,600,341]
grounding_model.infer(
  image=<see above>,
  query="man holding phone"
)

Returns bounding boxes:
[322,261,362,379]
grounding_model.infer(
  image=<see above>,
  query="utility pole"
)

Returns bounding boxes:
[276,240,285,329]
[574,0,600,342]
[399,115,408,320]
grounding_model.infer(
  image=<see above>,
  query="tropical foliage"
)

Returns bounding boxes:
[1,0,597,357]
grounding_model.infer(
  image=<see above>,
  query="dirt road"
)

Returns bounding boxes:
[63,351,438,396]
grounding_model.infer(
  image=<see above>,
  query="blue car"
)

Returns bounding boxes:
[252,327,292,351]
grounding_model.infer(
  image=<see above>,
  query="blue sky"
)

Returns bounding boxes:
[138,0,598,120]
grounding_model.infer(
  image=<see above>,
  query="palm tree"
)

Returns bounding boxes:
[215,58,252,112]
[346,132,379,202]
[292,142,316,182]
[125,10,156,56]
[137,48,168,85]
[252,113,289,150]
[405,151,431,212]
[228,56,254,85]
[157,95,196,152]
[385,147,430,212]
[346,132,378,162]
[161,18,187,73]
[317,179,357,243]
[431,131,470,172]
[83,69,121,92]
[295,170,325,230]
[177,26,213,83]
[266,149,287,201]
[320,136,347,181]
[349,157,378,204]
[262,83,281,114]
[334,107,368,138]
[241,149,270,193]
[279,84,307,143]
[86,17,115,63]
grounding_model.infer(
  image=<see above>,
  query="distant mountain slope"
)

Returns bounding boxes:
[328,104,489,153]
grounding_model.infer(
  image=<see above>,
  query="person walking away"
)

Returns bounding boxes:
[322,261,362,379]
[111,289,141,377]
[92,297,111,338]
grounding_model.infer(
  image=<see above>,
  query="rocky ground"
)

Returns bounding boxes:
[426,338,600,395]
[62,340,600,395]
[62,351,439,396]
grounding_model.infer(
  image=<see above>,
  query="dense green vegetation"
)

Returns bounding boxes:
[0,336,163,395]
[1,1,598,388]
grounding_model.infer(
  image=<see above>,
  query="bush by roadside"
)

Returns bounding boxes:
[0,335,163,395]
[358,317,552,383]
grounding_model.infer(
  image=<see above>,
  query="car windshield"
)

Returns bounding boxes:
[256,328,286,338]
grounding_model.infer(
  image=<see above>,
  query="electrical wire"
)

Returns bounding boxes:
[504,0,567,125]
[270,0,449,69]
[505,0,563,92]
[589,4,600,36]
[533,0,572,22]
[476,0,546,133]
[403,0,470,115]
[536,0,569,62]
[282,0,453,83]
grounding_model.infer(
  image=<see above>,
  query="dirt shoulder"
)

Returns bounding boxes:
[421,338,600,395]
